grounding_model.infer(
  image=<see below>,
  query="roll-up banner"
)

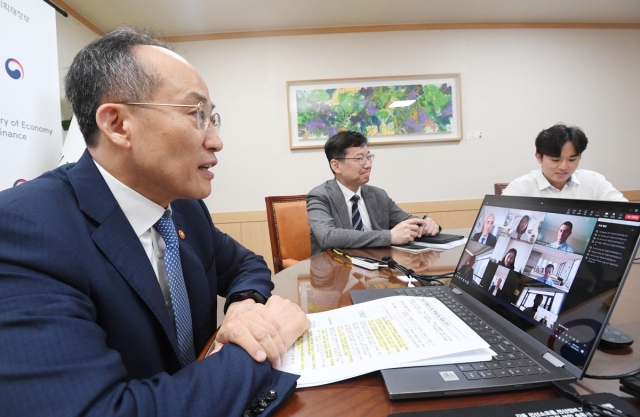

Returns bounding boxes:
[0,0,62,190]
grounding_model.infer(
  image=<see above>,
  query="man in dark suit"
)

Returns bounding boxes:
[472,213,497,247]
[307,131,440,255]
[0,28,309,417]
[488,277,503,296]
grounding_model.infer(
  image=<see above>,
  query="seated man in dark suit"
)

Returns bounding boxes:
[0,27,310,417]
[307,131,440,255]
[471,213,497,247]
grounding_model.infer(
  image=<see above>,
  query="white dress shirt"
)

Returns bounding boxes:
[336,180,373,231]
[509,230,531,242]
[503,169,627,201]
[93,160,174,323]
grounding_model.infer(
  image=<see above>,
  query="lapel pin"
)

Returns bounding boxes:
[178,230,186,240]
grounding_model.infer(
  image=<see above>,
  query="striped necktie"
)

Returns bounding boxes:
[350,195,364,231]
[154,210,196,366]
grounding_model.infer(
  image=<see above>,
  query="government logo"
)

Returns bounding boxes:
[5,58,24,80]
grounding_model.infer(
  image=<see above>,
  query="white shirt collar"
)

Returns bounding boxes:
[93,160,167,237]
[534,168,579,192]
[336,179,362,202]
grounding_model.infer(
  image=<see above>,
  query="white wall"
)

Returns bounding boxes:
[171,28,640,213]
[55,27,640,212]
[56,13,99,122]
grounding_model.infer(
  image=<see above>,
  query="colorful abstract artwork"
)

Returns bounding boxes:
[287,74,461,149]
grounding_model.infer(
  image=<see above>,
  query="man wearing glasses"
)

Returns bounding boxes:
[0,28,310,416]
[307,130,440,255]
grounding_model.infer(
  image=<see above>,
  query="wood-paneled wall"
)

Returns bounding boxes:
[211,190,640,274]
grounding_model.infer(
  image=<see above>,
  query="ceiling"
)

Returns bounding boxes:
[54,0,640,38]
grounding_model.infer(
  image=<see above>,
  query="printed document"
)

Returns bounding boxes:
[277,296,494,387]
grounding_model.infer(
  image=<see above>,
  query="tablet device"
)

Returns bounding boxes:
[413,233,465,244]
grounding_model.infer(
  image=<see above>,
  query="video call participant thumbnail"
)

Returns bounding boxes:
[457,255,477,282]
[523,294,544,319]
[488,278,503,297]
[499,248,517,270]
[509,215,531,241]
[549,221,575,253]
[542,264,555,286]
[472,213,497,247]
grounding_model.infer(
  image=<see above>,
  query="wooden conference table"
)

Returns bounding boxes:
[269,229,640,416]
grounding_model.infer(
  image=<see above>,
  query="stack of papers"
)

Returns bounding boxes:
[411,238,467,251]
[390,243,434,254]
[391,237,467,254]
[277,296,494,387]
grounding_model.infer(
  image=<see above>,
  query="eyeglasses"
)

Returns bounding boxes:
[336,154,375,165]
[123,101,221,132]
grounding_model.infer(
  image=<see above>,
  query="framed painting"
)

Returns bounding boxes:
[287,73,462,150]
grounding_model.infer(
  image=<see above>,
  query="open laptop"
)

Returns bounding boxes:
[351,195,640,399]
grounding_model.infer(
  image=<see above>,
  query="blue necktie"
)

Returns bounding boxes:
[154,210,196,366]
[350,195,363,231]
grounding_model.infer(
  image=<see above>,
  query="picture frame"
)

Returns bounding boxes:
[287,73,462,150]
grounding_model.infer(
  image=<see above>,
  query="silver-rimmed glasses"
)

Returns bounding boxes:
[123,101,221,132]
[336,154,375,165]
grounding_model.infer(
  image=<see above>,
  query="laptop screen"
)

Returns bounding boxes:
[450,195,640,372]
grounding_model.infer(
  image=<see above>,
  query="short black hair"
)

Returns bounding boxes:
[535,124,588,158]
[545,264,554,271]
[561,221,573,232]
[65,27,168,147]
[324,131,368,174]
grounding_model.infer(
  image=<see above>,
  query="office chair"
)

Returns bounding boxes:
[265,195,311,274]
[494,183,509,195]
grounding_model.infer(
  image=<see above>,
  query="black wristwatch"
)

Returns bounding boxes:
[224,290,268,313]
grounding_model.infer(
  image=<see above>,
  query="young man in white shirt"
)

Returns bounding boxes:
[503,124,627,201]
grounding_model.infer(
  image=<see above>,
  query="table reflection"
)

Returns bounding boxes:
[280,229,469,313]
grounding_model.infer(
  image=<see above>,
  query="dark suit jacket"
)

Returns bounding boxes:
[307,179,413,255]
[0,151,297,417]
[472,231,497,247]
[457,264,475,282]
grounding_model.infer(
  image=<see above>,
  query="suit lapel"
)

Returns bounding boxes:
[328,179,352,229]
[361,185,380,229]
[68,151,181,360]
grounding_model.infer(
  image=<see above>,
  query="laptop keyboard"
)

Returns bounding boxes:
[393,287,549,380]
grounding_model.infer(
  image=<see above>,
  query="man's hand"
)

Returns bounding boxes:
[209,295,310,367]
[418,217,440,237]
[390,218,425,245]
[390,249,442,271]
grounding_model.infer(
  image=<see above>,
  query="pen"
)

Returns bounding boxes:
[422,215,427,220]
